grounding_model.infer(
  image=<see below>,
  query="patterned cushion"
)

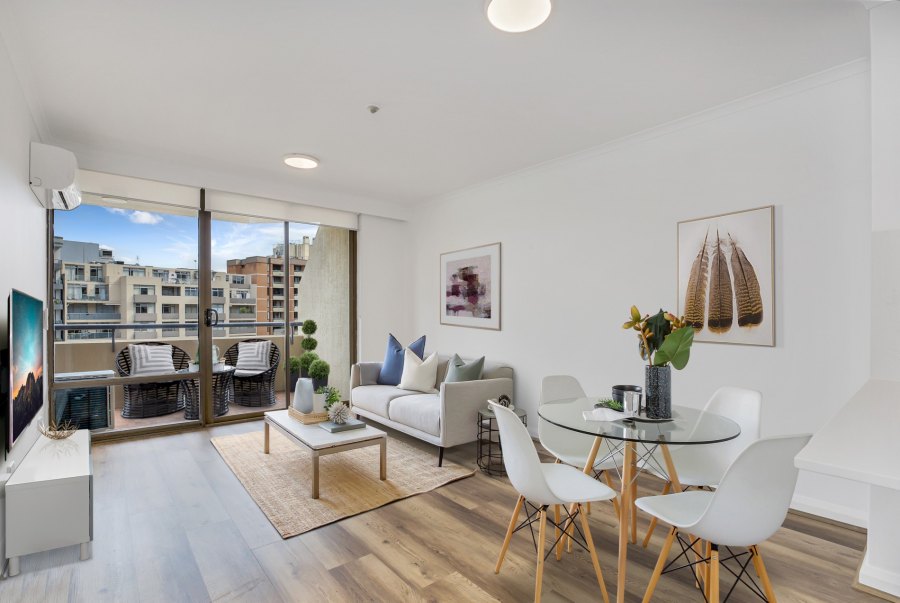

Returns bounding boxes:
[129,344,176,376]
[236,341,272,373]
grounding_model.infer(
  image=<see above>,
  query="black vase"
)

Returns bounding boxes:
[644,365,672,419]
[289,371,299,392]
[300,367,309,379]
[312,377,328,392]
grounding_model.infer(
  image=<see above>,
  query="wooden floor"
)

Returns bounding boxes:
[0,419,877,603]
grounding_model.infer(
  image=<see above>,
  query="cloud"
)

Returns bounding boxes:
[129,211,164,225]
[105,207,127,215]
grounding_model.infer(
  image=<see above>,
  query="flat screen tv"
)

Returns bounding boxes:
[8,289,44,450]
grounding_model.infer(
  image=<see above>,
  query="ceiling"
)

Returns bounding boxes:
[0,0,869,217]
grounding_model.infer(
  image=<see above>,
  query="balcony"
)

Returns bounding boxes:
[133,294,158,303]
[185,312,199,320]
[229,326,257,335]
[67,312,122,321]
[229,297,256,305]
[161,312,181,320]
[211,295,225,303]
[89,276,104,283]
[134,313,158,322]
[132,329,159,339]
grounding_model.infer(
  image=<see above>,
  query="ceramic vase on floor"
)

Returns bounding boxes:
[645,365,672,419]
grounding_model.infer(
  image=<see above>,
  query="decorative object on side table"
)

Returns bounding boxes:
[476,405,527,475]
[320,388,365,432]
[440,242,501,330]
[38,419,78,440]
[623,305,695,419]
[677,205,775,346]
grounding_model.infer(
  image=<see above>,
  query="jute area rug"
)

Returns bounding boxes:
[211,429,475,539]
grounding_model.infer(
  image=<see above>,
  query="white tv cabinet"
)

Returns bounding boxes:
[5,430,92,576]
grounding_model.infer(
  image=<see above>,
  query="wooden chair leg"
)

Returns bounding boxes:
[535,508,547,603]
[495,496,524,574]
[709,544,720,603]
[750,545,778,603]
[578,504,611,603]
[602,471,621,518]
[587,500,591,515]
[555,505,562,561]
[631,476,638,543]
[641,481,671,547]
[642,526,677,603]
[704,540,712,599]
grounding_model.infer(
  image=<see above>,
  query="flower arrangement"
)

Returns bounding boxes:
[622,306,694,370]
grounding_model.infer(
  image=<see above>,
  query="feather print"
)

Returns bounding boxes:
[707,231,733,333]
[683,230,709,329]
[728,233,763,327]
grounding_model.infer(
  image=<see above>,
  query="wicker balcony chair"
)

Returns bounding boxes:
[224,339,281,407]
[116,342,190,418]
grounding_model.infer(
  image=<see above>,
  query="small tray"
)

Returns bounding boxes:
[288,406,328,424]
[621,414,674,424]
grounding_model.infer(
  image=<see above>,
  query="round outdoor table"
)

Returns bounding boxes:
[180,364,236,420]
[538,397,741,603]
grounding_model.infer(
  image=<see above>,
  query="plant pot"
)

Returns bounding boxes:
[644,365,672,419]
[312,377,328,392]
[294,378,314,413]
[289,370,300,392]
[312,393,327,414]
[300,367,309,378]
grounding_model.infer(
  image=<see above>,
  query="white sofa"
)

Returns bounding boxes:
[350,355,514,465]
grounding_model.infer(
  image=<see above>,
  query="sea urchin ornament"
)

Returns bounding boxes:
[329,403,350,425]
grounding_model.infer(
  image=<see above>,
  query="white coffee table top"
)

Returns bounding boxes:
[265,409,386,451]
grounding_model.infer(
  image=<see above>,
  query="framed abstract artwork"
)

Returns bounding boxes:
[440,243,501,330]
[677,206,775,346]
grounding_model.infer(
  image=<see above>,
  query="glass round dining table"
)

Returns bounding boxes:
[538,397,741,603]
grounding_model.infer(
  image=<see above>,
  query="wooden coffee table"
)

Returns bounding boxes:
[263,409,387,499]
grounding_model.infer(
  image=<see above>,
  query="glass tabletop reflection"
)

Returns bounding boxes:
[537,397,741,445]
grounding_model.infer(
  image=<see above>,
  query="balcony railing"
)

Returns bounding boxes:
[229,297,256,304]
[134,313,158,322]
[161,312,181,320]
[67,294,112,302]
[133,294,158,303]
[89,276,104,283]
[67,312,122,321]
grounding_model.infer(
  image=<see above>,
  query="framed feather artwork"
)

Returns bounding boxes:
[677,206,774,346]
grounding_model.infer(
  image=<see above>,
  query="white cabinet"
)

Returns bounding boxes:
[5,430,92,576]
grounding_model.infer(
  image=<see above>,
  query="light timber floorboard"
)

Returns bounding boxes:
[0,419,877,602]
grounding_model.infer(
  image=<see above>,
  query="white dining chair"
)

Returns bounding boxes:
[539,376,622,517]
[641,386,762,547]
[637,433,811,603]
[491,402,615,603]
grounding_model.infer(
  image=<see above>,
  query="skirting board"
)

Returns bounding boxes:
[791,494,868,529]
[856,548,900,603]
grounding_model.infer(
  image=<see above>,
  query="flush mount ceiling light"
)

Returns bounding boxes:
[485,0,551,33]
[283,154,319,169]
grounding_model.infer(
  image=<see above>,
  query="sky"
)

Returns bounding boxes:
[55,205,319,271]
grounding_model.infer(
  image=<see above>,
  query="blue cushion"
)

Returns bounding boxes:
[377,334,426,385]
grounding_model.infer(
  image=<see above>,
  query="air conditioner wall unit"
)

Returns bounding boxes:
[29,142,82,210]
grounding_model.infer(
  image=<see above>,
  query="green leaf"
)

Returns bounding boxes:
[653,326,694,370]
[645,310,671,356]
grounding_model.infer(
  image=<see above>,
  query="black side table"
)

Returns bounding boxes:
[477,406,527,476]
[182,365,236,420]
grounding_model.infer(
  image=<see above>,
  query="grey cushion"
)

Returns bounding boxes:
[351,385,417,418]
[359,363,381,386]
[445,354,484,383]
[388,394,441,437]
[435,355,512,383]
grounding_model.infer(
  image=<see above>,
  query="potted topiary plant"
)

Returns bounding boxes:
[298,351,318,378]
[288,356,301,392]
[309,359,330,392]
[622,306,694,419]
[300,319,318,354]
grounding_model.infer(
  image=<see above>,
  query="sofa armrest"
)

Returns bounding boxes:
[440,377,514,449]
[350,362,383,392]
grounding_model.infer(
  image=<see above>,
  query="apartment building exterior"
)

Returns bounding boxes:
[55,240,257,341]
[226,237,310,334]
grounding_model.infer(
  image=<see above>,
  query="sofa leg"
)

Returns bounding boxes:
[438,447,445,467]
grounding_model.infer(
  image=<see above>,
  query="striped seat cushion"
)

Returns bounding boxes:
[236,341,272,374]
[129,344,176,376]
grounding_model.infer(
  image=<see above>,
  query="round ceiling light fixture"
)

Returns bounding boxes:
[485,0,551,33]
[283,154,319,169]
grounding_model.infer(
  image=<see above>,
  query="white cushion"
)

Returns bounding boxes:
[236,341,271,373]
[351,386,418,418]
[388,394,441,437]
[398,350,438,393]
[129,344,176,376]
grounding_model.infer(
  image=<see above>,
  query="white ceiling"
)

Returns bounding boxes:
[1,0,869,217]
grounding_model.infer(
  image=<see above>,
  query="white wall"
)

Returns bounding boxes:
[357,215,413,364]
[408,63,873,525]
[0,31,48,562]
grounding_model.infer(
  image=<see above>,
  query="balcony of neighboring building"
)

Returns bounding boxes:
[133,294,158,304]
[161,310,181,321]
[133,313,158,322]
[67,311,122,321]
